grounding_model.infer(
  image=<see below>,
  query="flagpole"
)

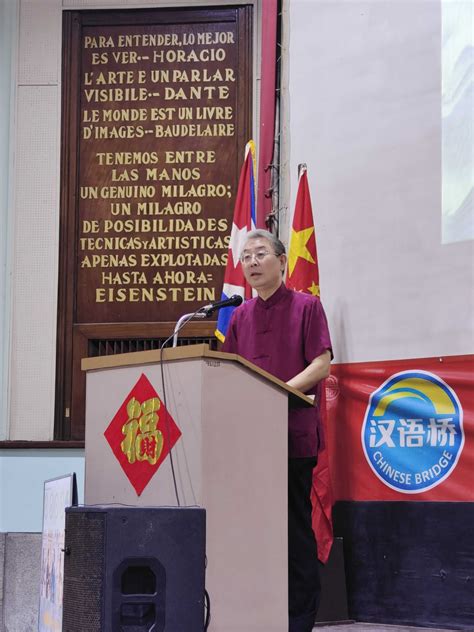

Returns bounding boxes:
[286,164,334,564]
[297,163,307,179]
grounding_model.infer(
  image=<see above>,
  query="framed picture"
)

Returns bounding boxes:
[38,473,77,632]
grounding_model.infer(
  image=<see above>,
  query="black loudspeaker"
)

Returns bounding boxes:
[62,506,206,632]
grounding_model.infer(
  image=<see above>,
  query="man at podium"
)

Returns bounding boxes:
[222,229,332,632]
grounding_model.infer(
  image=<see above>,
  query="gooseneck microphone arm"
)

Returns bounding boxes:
[171,310,208,348]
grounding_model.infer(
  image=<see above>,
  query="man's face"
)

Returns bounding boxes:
[240,237,286,296]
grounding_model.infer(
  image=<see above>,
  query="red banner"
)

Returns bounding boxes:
[327,355,474,501]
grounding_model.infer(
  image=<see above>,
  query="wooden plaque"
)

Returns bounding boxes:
[57,8,252,439]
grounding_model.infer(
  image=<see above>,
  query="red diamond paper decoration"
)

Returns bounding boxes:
[104,373,182,496]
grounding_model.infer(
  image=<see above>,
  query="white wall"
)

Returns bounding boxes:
[284,0,474,364]
[0,0,18,441]
[9,0,62,440]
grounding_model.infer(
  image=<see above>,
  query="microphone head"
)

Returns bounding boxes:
[230,295,243,306]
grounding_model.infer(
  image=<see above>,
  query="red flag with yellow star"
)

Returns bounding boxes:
[287,165,334,564]
[287,168,320,295]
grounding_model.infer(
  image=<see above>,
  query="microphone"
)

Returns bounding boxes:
[200,294,243,316]
[170,295,243,347]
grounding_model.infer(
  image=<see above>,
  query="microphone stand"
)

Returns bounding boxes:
[172,309,209,348]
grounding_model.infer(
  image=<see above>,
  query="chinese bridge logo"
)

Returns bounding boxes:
[361,371,464,493]
[104,373,181,495]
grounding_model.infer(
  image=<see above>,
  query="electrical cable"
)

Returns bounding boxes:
[204,589,211,630]
[159,340,180,507]
[159,309,213,623]
[158,305,210,507]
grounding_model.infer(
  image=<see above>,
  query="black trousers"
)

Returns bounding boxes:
[288,457,320,632]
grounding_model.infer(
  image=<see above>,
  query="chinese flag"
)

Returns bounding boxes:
[286,165,334,564]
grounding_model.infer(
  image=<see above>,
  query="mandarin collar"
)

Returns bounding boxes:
[256,283,290,310]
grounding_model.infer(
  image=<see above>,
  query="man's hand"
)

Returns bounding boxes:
[286,350,331,393]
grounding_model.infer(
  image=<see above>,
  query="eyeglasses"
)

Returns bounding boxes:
[240,250,276,265]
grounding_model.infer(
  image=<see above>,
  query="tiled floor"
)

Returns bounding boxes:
[314,624,463,632]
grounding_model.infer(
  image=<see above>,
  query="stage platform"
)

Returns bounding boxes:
[315,624,459,632]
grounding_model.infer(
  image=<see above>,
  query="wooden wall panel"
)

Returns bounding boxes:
[56,7,253,439]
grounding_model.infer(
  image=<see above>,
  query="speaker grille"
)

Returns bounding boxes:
[63,507,205,631]
[63,511,106,632]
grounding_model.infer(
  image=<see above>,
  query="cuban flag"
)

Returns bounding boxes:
[215,140,257,342]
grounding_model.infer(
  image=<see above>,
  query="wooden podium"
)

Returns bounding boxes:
[82,344,313,632]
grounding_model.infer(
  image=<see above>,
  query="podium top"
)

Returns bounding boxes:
[81,343,314,408]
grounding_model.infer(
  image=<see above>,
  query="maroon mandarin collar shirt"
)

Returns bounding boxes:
[222,283,332,457]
